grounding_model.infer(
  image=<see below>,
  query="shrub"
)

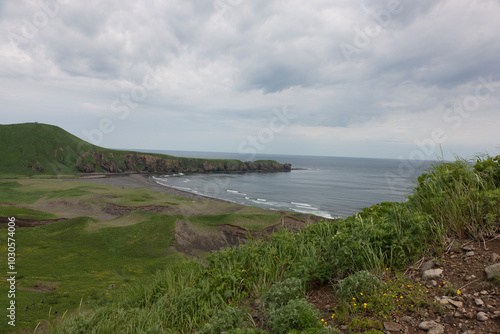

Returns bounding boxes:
[261,278,305,309]
[334,270,382,303]
[197,306,250,334]
[267,299,322,334]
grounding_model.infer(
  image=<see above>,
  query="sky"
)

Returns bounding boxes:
[1,0,499,161]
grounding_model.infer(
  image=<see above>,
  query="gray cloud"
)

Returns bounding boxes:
[1,0,499,159]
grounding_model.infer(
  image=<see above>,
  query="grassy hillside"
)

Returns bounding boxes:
[0,122,149,176]
[0,123,290,177]
[44,155,500,333]
[0,178,292,333]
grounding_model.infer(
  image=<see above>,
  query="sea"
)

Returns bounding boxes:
[139,150,434,219]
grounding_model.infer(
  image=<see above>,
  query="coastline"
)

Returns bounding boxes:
[65,173,232,203]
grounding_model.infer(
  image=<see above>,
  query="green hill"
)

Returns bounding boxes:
[0,123,291,176]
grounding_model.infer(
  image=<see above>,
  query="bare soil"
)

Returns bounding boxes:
[0,217,66,228]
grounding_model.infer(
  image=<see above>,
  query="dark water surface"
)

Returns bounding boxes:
[141,150,433,218]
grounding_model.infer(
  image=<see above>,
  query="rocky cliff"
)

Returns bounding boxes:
[75,152,291,174]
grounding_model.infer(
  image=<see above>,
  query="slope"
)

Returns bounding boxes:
[0,123,291,176]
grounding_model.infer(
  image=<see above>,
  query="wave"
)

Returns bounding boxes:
[291,202,312,207]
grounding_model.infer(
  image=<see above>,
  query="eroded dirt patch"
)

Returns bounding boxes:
[103,203,173,215]
[19,281,58,293]
[172,219,230,255]
[172,215,314,257]
[0,217,66,228]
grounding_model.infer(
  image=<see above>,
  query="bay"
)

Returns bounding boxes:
[139,150,434,218]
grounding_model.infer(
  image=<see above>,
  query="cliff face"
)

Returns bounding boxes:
[75,152,291,174]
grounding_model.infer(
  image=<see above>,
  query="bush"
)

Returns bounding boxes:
[261,278,304,309]
[267,299,322,334]
[334,270,382,303]
[226,329,268,334]
[197,306,251,334]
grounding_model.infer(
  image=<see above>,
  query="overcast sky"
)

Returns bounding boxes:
[1,0,499,160]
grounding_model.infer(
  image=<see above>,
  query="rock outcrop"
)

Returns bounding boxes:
[75,152,291,174]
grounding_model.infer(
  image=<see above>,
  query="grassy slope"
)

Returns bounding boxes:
[44,155,500,334]
[0,123,275,177]
[0,123,107,176]
[0,178,284,333]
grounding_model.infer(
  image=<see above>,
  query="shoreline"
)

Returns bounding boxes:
[65,173,232,203]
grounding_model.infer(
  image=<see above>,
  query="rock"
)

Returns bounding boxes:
[466,251,475,257]
[465,275,476,281]
[422,269,443,280]
[475,299,484,306]
[401,316,413,323]
[428,324,445,334]
[418,320,438,330]
[448,299,463,308]
[421,260,435,272]
[490,253,500,262]
[383,322,402,332]
[462,244,474,251]
[480,290,488,295]
[484,263,500,280]
[443,315,453,324]
[477,311,489,322]
[427,280,438,287]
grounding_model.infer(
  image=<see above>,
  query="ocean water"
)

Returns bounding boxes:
[143,150,434,219]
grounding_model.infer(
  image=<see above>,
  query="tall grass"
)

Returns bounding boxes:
[408,156,500,240]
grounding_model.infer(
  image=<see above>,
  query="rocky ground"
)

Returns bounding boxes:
[309,237,500,334]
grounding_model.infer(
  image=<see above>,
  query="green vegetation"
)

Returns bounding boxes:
[2,153,499,333]
[0,178,285,333]
[408,156,500,240]
[0,123,288,176]
[0,207,58,220]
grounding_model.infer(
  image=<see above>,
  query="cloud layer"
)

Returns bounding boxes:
[1,0,499,159]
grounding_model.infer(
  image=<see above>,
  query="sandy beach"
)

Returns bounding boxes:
[65,173,230,203]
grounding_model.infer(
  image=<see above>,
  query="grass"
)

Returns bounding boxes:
[0,215,183,333]
[48,153,500,333]
[0,207,58,220]
[0,177,287,333]
[407,156,500,240]
[189,213,281,230]
[3,153,500,333]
